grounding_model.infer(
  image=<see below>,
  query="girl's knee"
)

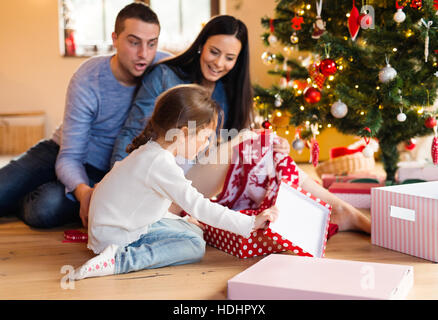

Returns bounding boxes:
[188,234,206,261]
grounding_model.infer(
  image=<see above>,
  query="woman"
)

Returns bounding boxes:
[111,15,370,234]
[111,14,282,165]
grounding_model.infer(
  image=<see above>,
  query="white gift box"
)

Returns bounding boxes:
[228,254,414,300]
[371,181,438,262]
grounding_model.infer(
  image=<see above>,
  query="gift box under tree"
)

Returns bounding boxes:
[201,132,338,259]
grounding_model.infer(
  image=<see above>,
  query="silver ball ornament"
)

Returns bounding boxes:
[397,112,407,122]
[330,100,348,119]
[292,138,305,152]
[393,9,406,24]
[268,34,278,45]
[379,64,397,83]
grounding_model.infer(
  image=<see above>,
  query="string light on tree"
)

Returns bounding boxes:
[261,51,276,65]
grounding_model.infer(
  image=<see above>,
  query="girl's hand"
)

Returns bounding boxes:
[254,206,279,230]
[273,136,290,155]
[186,216,206,231]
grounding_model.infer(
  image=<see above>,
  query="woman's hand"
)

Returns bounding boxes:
[254,206,279,230]
[273,136,290,155]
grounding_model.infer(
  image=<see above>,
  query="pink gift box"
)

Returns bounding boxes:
[371,181,438,262]
[203,181,331,259]
[228,254,414,300]
[321,173,386,189]
[328,182,384,209]
[396,161,438,183]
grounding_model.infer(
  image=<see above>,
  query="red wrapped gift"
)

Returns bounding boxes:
[328,182,384,209]
[202,131,338,259]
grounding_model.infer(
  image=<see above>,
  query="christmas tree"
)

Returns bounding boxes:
[254,0,438,182]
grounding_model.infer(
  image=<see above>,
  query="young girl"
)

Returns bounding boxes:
[73,84,278,280]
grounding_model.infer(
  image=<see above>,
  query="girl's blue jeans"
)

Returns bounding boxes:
[115,218,206,274]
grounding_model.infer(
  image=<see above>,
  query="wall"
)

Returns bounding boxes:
[0,0,87,137]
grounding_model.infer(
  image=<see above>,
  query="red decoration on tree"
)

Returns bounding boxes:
[432,136,438,165]
[303,87,321,104]
[425,116,437,129]
[293,79,308,90]
[434,0,438,10]
[410,0,422,8]
[311,139,320,167]
[308,63,326,89]
[405,139,416,151]
[348,1,360,41]
[269,19,275,33]
[262,120,272,129]
[319,58,337,76]
[291,16,304,30]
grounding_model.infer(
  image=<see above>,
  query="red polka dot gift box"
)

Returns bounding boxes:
[200,131,337,259]
[203,181,333,259]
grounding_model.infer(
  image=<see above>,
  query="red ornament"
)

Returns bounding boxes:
[432,136,438,165]
[348,1,360,41]
[425,116,437,129]
[303,87,321,104]
[319,58,337,76]
[262,120,272,129]
[311,139,320,167]
[405,139,416,151]
[293,79,308,90]
[291,16,304,30]
[308,63,326,89]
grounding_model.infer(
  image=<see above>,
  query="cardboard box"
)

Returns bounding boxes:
[371,181,438,262]
[329,182,384,209]
[228,254,414,300]
[203,181,331,259]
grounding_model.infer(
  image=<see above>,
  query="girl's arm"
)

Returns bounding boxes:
[150,153,259,238]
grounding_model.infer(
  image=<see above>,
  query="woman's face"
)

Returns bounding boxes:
[199,34,242,84]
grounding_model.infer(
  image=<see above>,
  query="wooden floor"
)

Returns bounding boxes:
[0,162,437,300]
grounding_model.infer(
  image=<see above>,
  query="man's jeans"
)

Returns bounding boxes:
[0,139,106,228]
[115,218,206,274]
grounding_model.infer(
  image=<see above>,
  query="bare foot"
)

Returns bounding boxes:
[330,203,371,234]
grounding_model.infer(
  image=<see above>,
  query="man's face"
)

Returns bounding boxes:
[112,18,160,83]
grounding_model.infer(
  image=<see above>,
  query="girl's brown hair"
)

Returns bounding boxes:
[127,84,222,153]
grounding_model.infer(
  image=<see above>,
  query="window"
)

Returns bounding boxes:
[59,0,219,57]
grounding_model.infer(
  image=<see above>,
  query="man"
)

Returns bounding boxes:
[0,3,169,228]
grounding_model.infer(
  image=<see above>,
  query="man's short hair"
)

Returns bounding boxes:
[114,2,160,35]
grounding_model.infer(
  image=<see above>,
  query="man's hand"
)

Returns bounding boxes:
[74,184,94,228]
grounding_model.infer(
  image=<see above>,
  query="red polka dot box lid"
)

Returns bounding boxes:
[204,180,332,259]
